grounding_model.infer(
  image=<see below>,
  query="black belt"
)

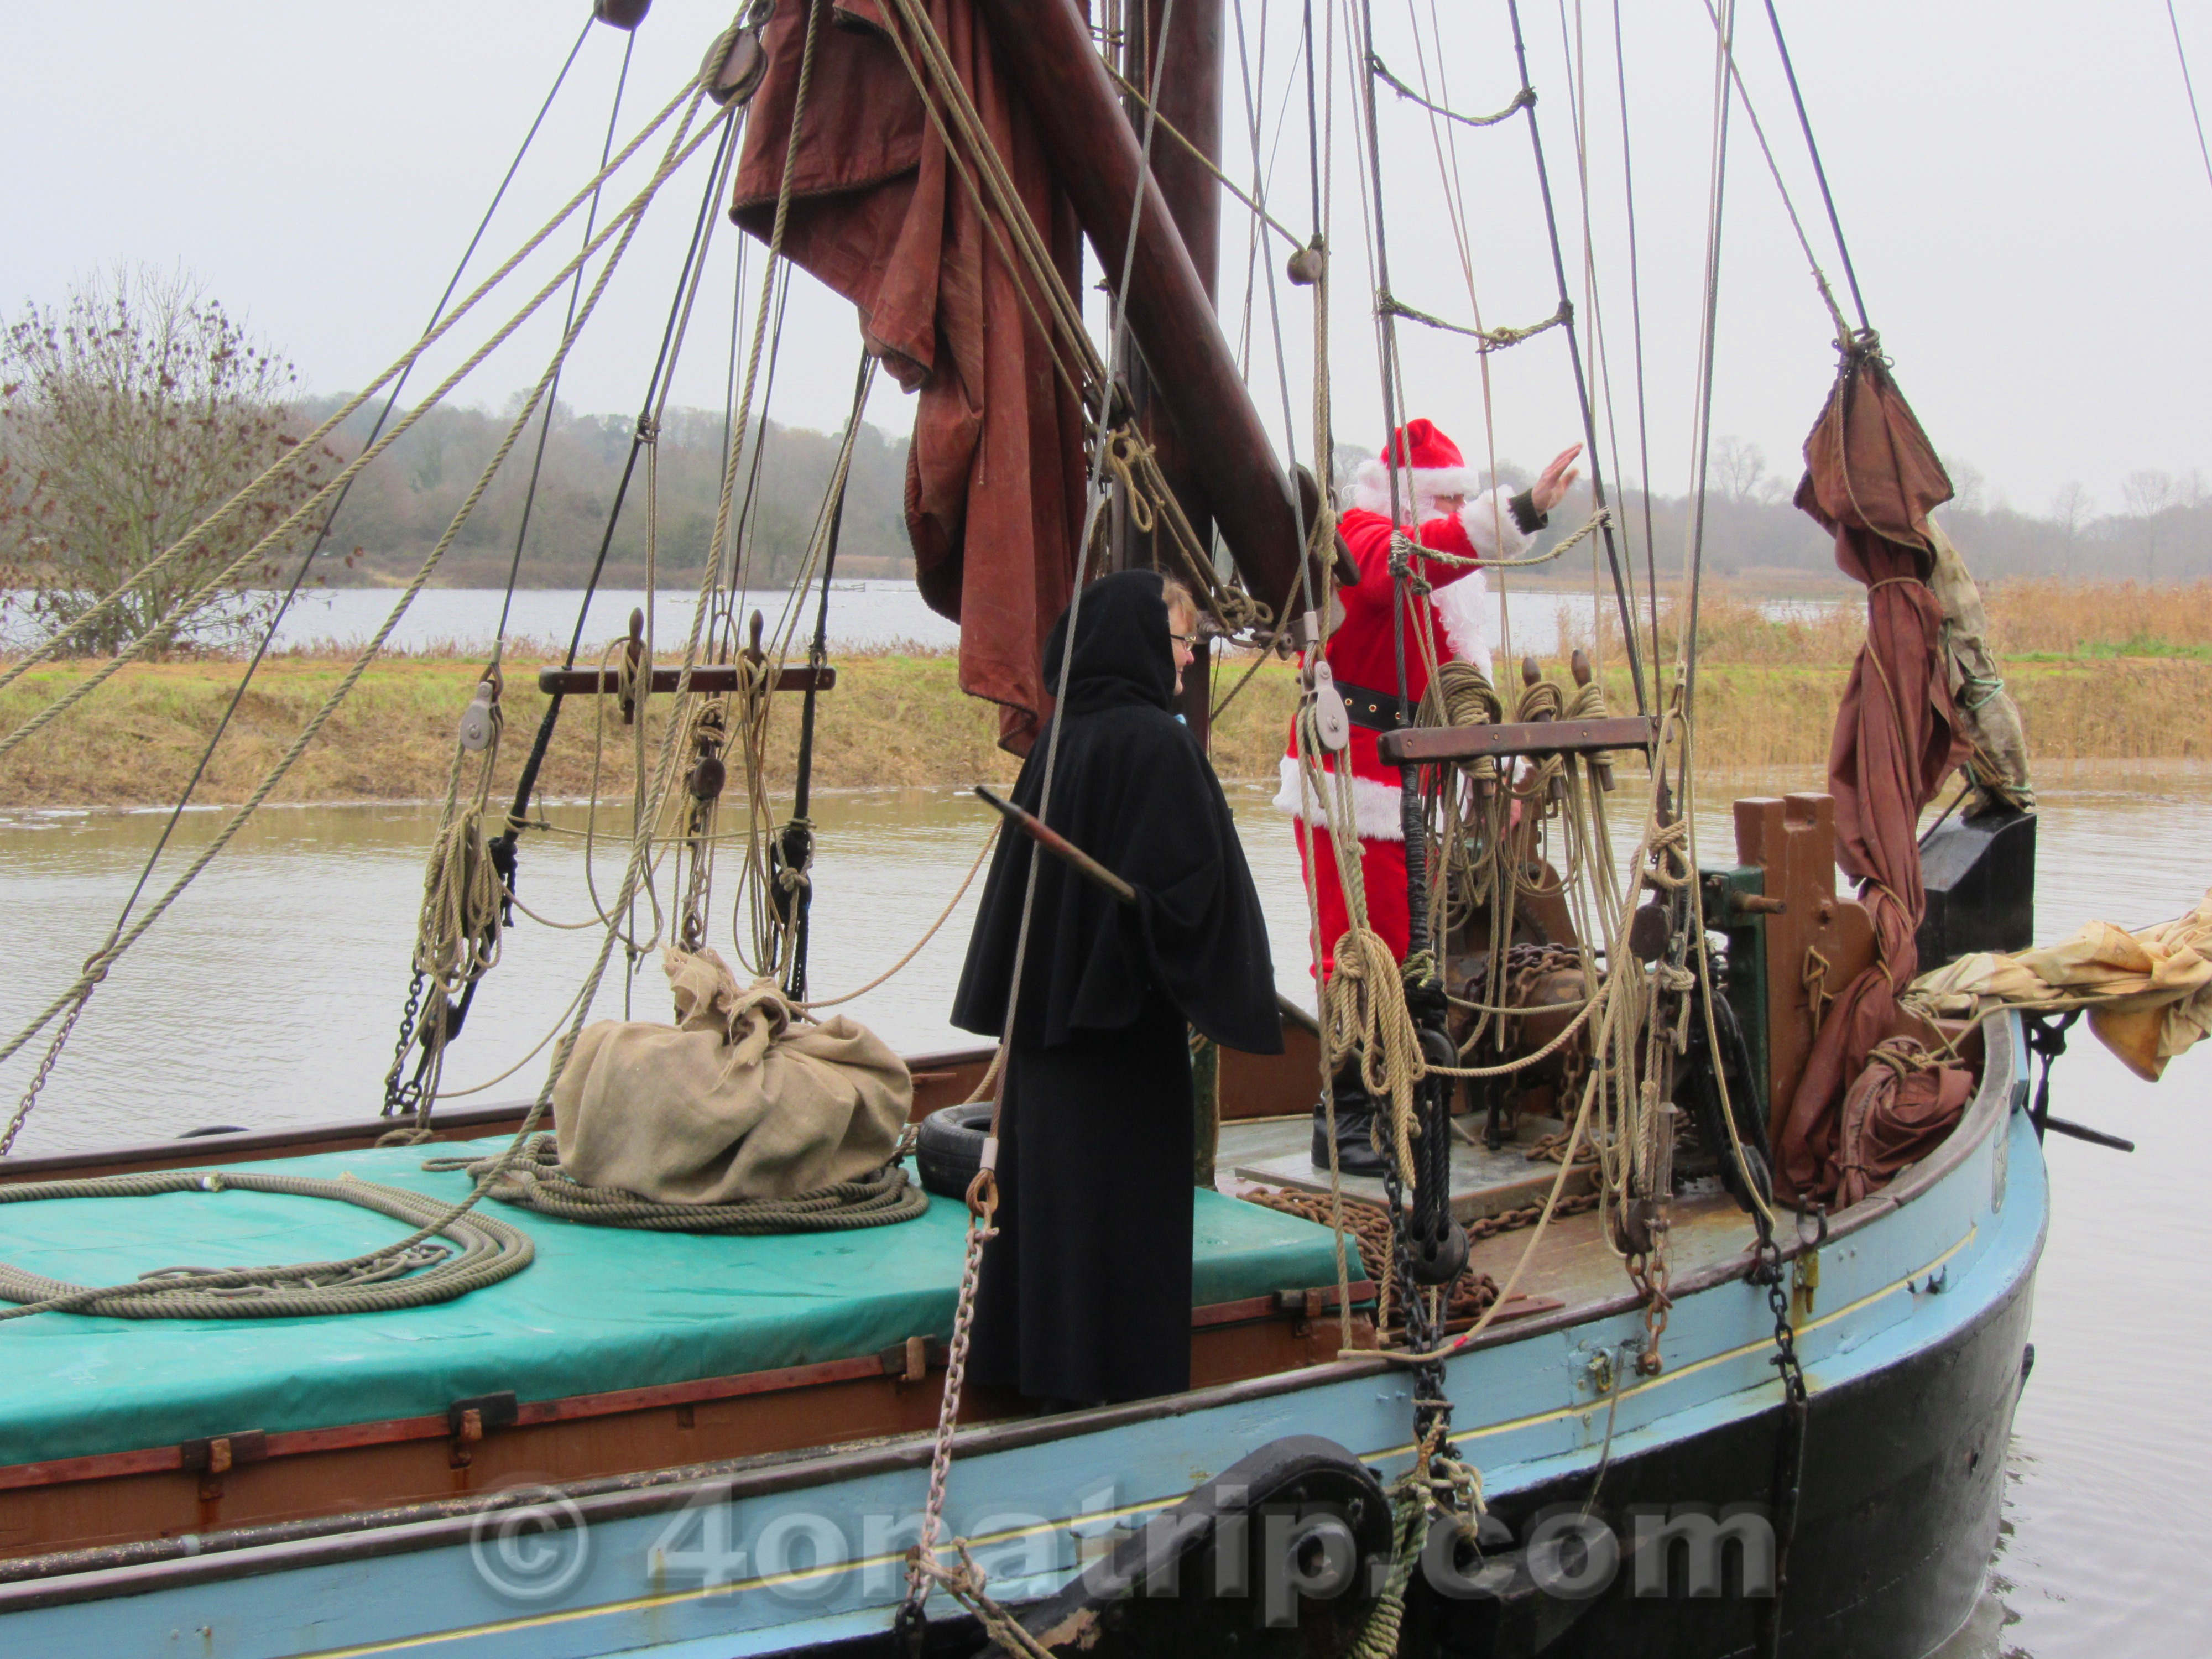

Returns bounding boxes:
[1329,676,1413,733]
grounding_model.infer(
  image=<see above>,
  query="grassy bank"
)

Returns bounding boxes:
[0,644,2205,811]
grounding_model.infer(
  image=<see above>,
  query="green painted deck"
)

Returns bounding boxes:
[0,1136,1359,1467]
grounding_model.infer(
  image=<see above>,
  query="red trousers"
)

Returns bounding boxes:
[1295,821,1409,980]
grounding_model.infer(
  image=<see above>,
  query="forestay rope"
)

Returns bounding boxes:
[0,30,785,1326]
[2,57,735,1157]
[0,65,715,716]
[1263,10,1806,1636]
[386,28,668,1129]
[887,0,1220,1639]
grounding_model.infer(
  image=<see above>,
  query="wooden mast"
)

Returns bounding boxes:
[1121,0,1224,742]
[970,0,1312,646]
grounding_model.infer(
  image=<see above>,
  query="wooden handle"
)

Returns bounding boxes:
[973,786,1136,905]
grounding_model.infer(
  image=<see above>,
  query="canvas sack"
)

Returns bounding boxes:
[553,947,911,1202]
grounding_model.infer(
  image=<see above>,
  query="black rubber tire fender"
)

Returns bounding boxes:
[915,1102,993,1199]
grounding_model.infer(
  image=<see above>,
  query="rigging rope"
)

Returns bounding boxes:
[1551,0,1631,696]
[1608,0,1666,701]
[0,66,708,705]
[1695,0,1851,345]
[1757,0,1869,334]
[1375,293,1571,351]
[422,1136,928,1234]
[2,64,732,1153]
[1503,0,1646,714]
[896,0,1194,1632]
[1367,52,1531,128]
[493,27,638,644]
[1105,60,1306,247]
[0,1171,533,1323]
[1681,0,1739,688]
[2168,0,2212,200]
[0,87,732,773]
[385,36,651,1128]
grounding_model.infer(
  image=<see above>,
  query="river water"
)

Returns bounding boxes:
[0,768,2204,1655]
[225,580,1839,660]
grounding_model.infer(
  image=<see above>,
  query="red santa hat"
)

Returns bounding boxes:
[1347,418,1486,519]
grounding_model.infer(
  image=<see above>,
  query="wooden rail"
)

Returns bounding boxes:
[1376,714,1656,765]
[534,665,834,697]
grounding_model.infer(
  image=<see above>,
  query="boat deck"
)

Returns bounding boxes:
[0,1136,1354,1472]
[1216,1113,1757,1327]
[0,1113,1765,1564]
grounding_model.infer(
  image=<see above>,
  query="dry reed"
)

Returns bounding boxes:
[2,578,2208,810]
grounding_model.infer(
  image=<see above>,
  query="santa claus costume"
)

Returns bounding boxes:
[1275,418,1546,1170]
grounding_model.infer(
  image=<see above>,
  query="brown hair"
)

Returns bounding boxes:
[1159,575,1201,632]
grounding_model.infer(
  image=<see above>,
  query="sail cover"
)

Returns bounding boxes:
[1772,346,1973,1204]
[731,0,1087,751]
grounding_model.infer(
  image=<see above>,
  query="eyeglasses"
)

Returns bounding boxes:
[1169,632,1198,647]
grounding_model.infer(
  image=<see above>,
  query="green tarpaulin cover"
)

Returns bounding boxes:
[0,1136,1357,1466]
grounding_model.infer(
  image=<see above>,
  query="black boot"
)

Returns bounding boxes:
[1312,1061,1390,1177]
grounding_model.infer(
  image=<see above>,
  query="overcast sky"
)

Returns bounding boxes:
[6,2,2210,522]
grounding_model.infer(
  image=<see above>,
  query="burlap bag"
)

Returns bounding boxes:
[552,947,911,1202]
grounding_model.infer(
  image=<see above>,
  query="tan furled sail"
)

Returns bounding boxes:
[1908,886,2212,1080]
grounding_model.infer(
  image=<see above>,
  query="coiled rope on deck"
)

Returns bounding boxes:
[0,1171,534,1322]
[422,1134,928,1234]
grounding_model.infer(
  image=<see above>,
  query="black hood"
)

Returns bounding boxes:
[1043,570,1176,716]
[954,565,1280,1056]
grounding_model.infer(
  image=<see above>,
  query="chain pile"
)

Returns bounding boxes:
[1245,1184,1601,1343]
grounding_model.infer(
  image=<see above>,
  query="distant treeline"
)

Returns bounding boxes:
[308,396,2210,591]
[1343,440,2212,585]
[305,394,914,588]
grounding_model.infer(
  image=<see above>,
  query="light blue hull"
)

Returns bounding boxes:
[0,1017,2039,1658]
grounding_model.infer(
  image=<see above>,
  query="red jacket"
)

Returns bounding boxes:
[1275,486,1536,841]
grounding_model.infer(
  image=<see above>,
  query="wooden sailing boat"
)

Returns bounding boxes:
[0,3,2085,1656]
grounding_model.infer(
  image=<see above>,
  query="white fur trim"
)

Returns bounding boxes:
[1429,571,1494,680]
[1272,755,1406,841]
[1346,457,1487,520]
[1457,487,1532,564]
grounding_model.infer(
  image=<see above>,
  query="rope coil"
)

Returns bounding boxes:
[0,1171,534,1323]
[421,1136,928,1234]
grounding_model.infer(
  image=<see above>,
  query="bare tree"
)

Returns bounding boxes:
[0,267,337,656]
[2123,468,2176,582]
[1712,435,1769,505]
[1941,455,1986,515]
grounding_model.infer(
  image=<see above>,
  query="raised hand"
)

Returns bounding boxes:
[1532,444,1584,515]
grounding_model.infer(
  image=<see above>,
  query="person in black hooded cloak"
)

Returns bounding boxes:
[950,570,1282,1406]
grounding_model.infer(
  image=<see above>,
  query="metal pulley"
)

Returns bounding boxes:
[619,608,646,724]
[1305,655,1351,754]
[457,667,502,754]
[593,0,651,31]
[768,817,813,928]
[701,0,774,106]
[1288,597,1343,653]
[688,753,727,802]
[1403,1026,1470,1287]
[687,701,729,803]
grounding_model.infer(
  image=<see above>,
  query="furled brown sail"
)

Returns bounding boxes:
[1773,346,1973,1204]
[729,0,1086,752]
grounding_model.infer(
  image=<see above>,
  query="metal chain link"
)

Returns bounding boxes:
[1750,1205,1811,1658]
[381,971,430,1120]
[0,976,100,1157]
